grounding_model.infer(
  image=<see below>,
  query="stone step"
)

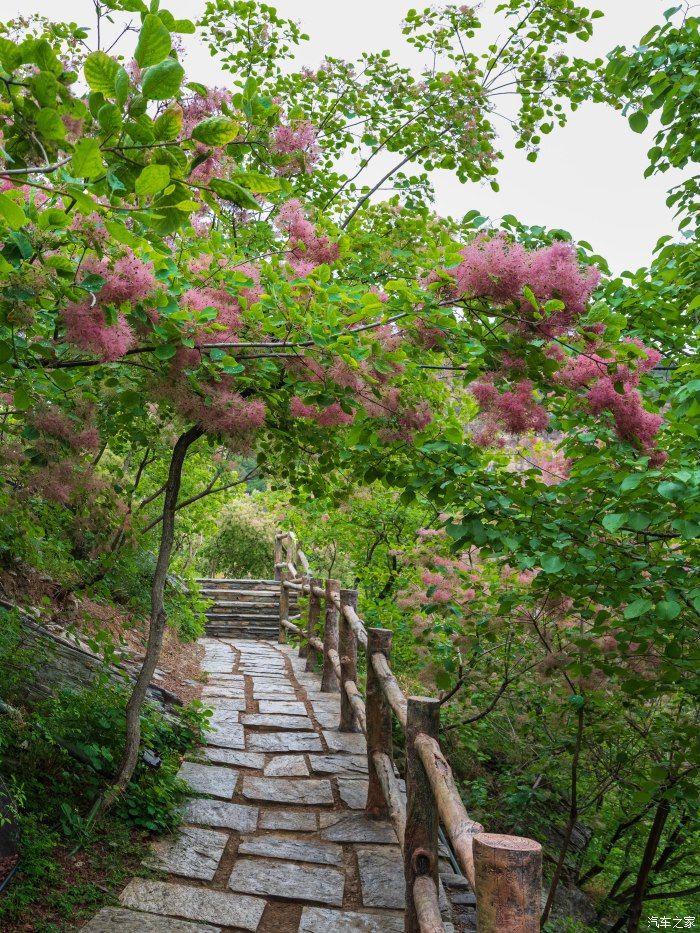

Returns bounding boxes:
[204,627,278,639]
[203,598,297,609]
[205,610,300,620]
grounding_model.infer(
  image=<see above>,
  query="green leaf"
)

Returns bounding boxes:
[628,111,649,133]
[36,107,65,140]
[620,474,644,491]
[191,116,240,146]
[84,51,120,95]
[541,554,565,573]
[0,193,27,230]
[141,59,184,100]
[209,179,260,210]
[154,344,177,360]
[97,103,122,135]
[71,139,105,178]
[80,273,106,293]
[602,513,626,532]
[135,13,172,68]
[153,103,183,140]
[231,171,280,193]
[13,386,31,410]
[115,67,130,107]
[135,163,170,196]
[623,598,653,619]
[657,600,681,621]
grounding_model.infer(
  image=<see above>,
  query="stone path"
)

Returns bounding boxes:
[83,638,467,932]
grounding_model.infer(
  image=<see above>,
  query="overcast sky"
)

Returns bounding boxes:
[11,0,681,272]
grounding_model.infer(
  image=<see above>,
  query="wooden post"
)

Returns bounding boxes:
[339,589,359,732]
[278,566,290,645]
[404,696,441,933]
[366,628,393,819]
[274,534,284,582]
[473,833,542,933]
[304,577,322,671]
[320,579,340,692]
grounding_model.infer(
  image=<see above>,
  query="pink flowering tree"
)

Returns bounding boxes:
[0,0,686,832]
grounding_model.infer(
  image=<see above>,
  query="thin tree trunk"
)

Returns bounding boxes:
[624,798,671,933]
[89,424,203,821]
[541,705,584,924]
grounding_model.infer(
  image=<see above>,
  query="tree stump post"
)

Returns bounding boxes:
[366,627,393,819]
[320,578,340,693]
[339,588,359,732]
[472,833,542,933]
[404,696,441,933]
[274,535,283,582]
[305,577,322,672]
[278,566,290,645]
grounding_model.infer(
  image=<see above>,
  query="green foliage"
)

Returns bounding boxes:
[200,494,277,578]
[0,605,208,926]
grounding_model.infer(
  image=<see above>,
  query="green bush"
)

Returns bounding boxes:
[199,495,276,578]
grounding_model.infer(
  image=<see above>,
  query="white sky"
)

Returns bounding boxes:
[9,0,682,272]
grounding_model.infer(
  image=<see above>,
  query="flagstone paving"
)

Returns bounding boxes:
[84,637,461,931]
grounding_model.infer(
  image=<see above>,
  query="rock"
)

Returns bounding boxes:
[241,777,333,806]
[202,687,245,700]
[258,809,318,832]
[299,907,404,932]
[241,713,313,730]
[206,698,246,711]
[81,907,220,932]
[309,754,368,776]
[356,846,405,909]
[319,813,397,845]
[200,748,265,769]
[247,731,322,752]
[228,858,344,906]
[176,762,237,800]
[258,700,307,715]
[146,826,228,881]
[184,798,258,832]
[263,755,309,777]
[205,722,245,750]
[311,707,340,728]
[322,730,367,754]
[238,833,343,866]
[208,709,240,725]
[337,778,368,809]
[120,879,264,931]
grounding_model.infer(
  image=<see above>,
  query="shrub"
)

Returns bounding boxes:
[199,495,276,578]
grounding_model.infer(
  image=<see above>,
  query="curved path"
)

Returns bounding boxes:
[83,638,466,932]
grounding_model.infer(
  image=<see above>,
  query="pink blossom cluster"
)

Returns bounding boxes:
[396,544,479,616]
[275,200,339,273]
[27,457,112,507]
[61,249,157,361]
[471,376,548,444]
[517,438,571,486]
[272,120,320,175]
[31,406,100,453]
[82,249,156,305]
[289,396,355,427]
[158,378,266,446]
[453,237,600,336]
[556,341,665,461]
[62,300,135,361]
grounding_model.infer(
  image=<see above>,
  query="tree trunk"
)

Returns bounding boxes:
[624,798,671,933]
[90,424,203,821]
[541,705,584,925]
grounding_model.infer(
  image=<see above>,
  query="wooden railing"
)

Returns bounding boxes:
[274,530,542,933]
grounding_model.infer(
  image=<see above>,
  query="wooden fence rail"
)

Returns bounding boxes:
[274,531,542,933]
